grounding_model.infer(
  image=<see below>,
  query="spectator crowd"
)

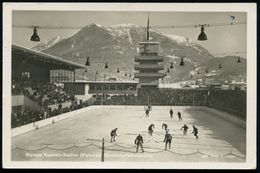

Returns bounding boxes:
[137,88,208,106]
[11,78,247,128]
[11,78,89,128]
[95,88,246,120]
[12,78,75,108]
[207,89,246,120]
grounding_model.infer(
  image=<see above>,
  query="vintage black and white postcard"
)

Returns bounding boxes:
[2,3,257,169]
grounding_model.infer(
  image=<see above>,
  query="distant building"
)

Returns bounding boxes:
[63,80,138,101]
[228,82,247,90]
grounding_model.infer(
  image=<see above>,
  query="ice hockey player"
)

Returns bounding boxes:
[162,123,168,131]
[148,124,155,136]
[192,125,199,139]
[135,134,144,152]
[110,128,118,142]
[148,103,152,111]
[145,109,150,117]
[177,111,182,121]
[163,131,173,150]
[169,108,173,118]
[180,124,189,135]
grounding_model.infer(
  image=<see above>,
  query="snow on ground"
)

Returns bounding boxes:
[166,34,191,45]
[12,106,246,162]
[166,55,180,61]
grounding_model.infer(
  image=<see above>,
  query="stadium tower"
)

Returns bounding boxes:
[134,17,164,88]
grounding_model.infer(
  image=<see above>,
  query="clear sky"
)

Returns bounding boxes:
[12,11,247,57]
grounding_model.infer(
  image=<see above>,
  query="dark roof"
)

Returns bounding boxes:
[12,44,87,70]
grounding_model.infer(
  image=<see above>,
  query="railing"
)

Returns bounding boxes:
[12,137,246,161]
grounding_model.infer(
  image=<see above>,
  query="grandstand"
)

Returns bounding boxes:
[11,44,88,128]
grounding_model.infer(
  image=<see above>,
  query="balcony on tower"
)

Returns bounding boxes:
[134,72,164,78]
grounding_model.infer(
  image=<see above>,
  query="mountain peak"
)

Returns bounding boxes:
[83,23,102,29]
[111,23,140,28]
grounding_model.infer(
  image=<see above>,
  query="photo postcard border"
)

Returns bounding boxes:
[2,2,257,169]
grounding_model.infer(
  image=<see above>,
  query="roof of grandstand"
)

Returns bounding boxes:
[12,44,87,70]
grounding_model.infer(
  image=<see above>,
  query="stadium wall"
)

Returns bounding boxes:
[11,105,245,137]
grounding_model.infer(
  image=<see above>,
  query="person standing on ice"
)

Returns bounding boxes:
[177,111,182,121]
[163,131,173,150]
[169,108,173,118]
[192,125,199,139]
[135,134,144,152]
[145,109,150,117]
[180,124,189,135]
[148,124,155,136]
[148,103,152,111]
[110,128,118,142]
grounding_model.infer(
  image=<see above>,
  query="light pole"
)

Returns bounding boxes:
[101,138,104,162]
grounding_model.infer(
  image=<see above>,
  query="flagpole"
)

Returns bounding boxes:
[147,13,150,41]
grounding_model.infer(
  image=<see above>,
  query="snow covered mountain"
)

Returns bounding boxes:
[32,36,63,51]
[34,23,246,83]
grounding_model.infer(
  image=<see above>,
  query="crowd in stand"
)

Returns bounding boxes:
[102,94,137,105]
[11,78,246,128]
[137,88,208,106]
[97,88,208,106]
[207,89,246,120]
[11,108,43,128]
[12,78,75,108]
[11,100,89,128]
[11,78,90,128]
[95,88,246,120]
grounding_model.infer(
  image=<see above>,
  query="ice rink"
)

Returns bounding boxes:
[11,106,246,162]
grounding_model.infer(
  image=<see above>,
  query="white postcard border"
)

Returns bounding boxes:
[2,3,257,169]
